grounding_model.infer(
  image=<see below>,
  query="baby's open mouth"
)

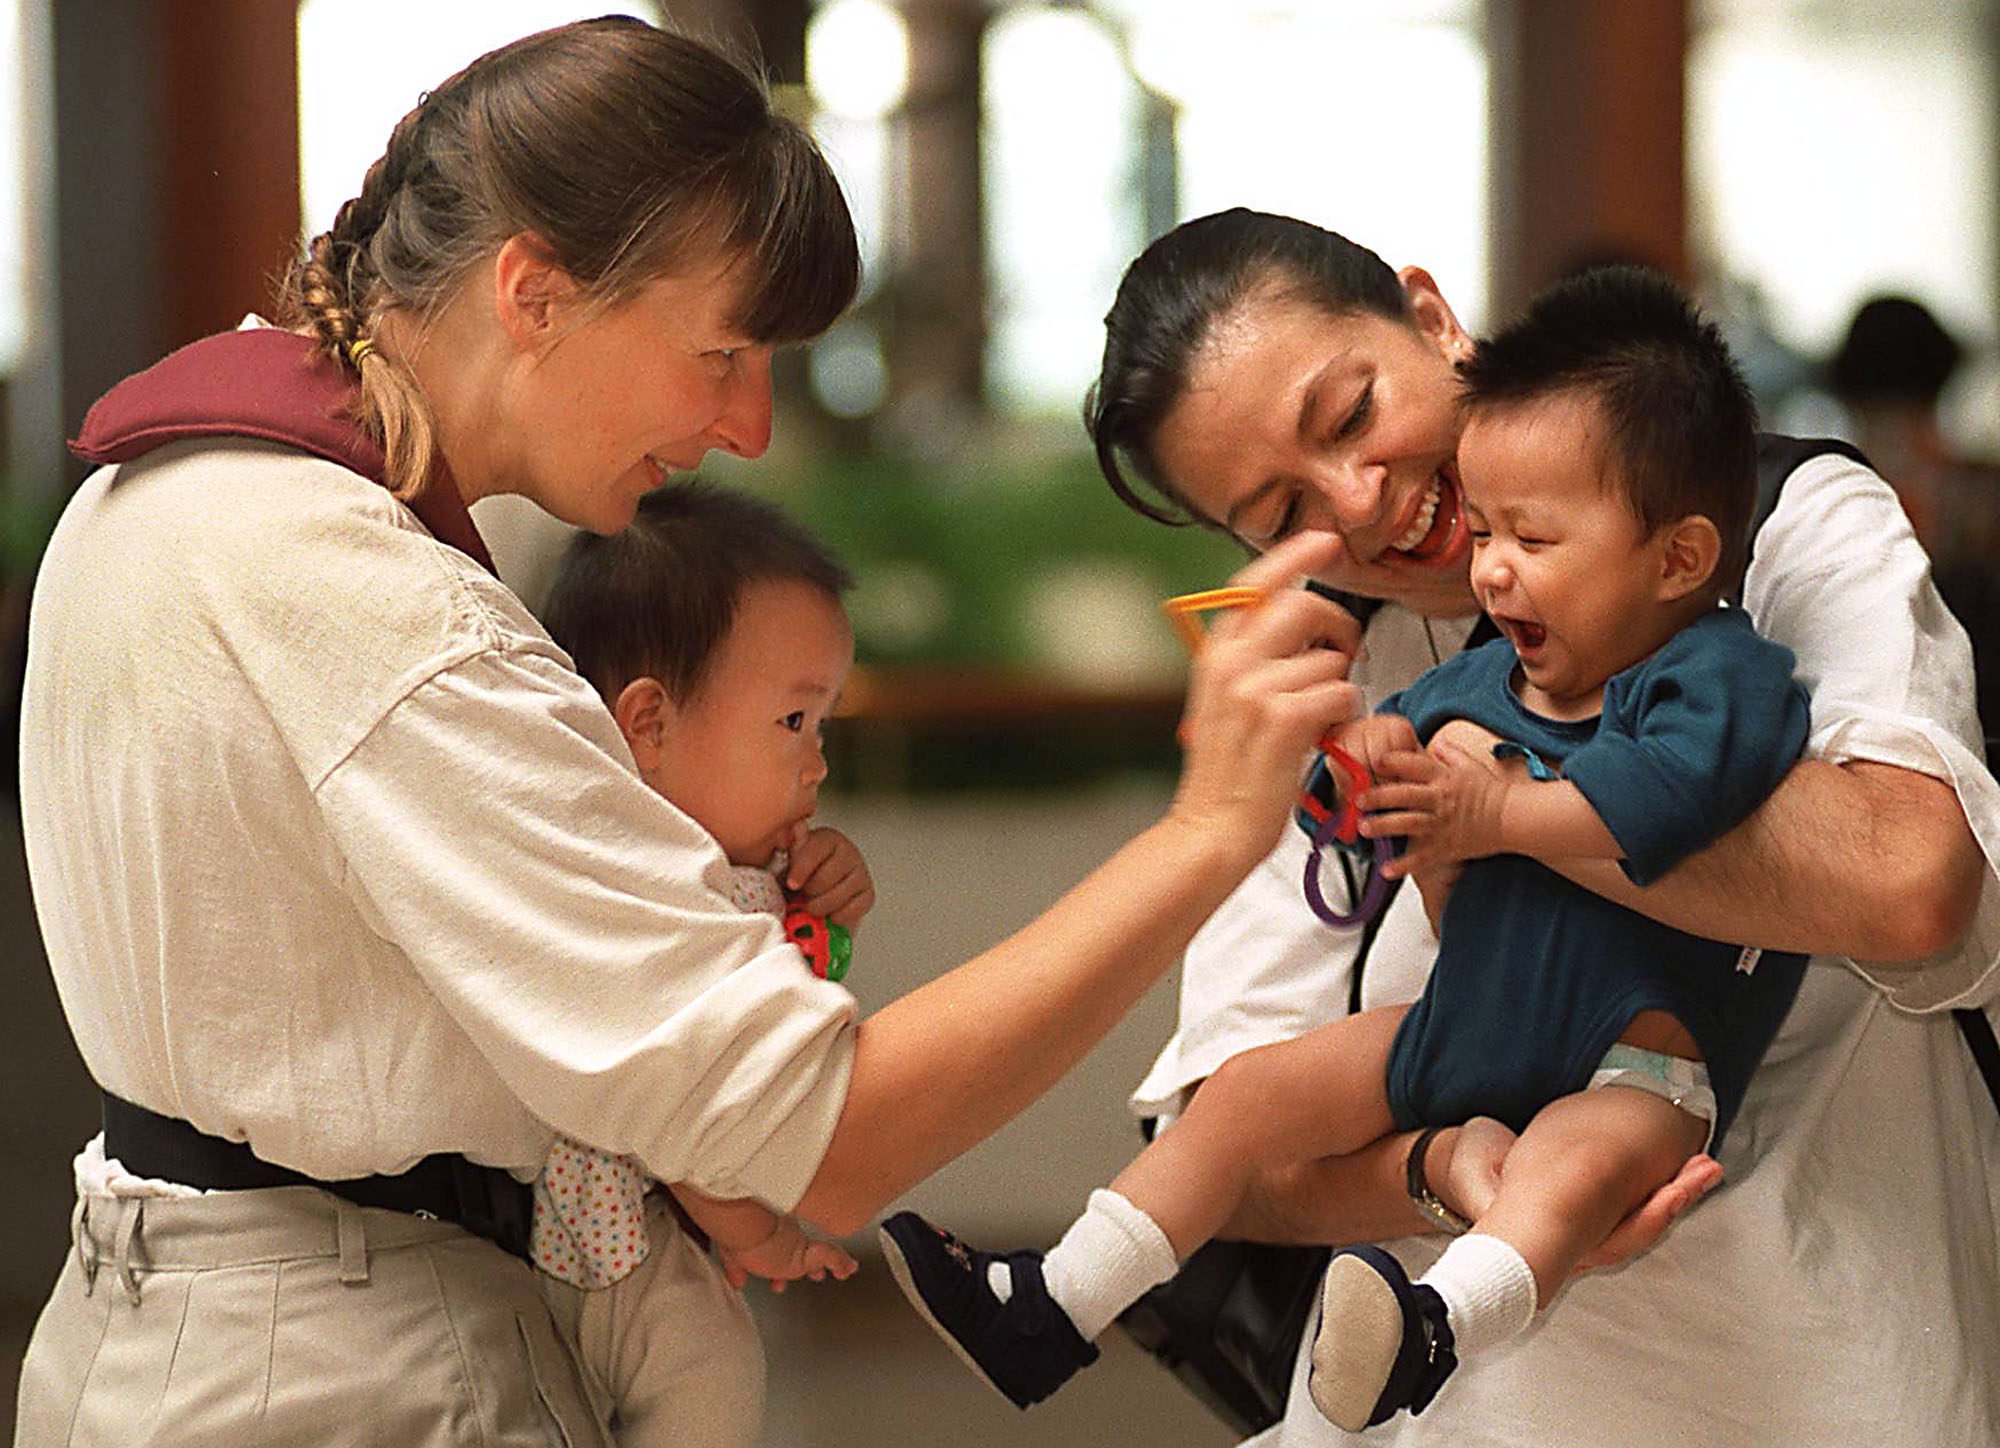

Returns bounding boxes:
[1494,615,1547,653]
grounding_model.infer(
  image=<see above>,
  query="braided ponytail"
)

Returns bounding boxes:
[283,103,441,499]
[278,16,859,501]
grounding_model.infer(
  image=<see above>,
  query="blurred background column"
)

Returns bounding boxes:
[1487,0,1689,316]
[673,0,812,80]
[40,1,301,461]
[49,0,162,469]
[158,1,301,353]
[887,0,990,427]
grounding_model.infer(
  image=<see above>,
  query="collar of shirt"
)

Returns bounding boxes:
[67,324,495,576]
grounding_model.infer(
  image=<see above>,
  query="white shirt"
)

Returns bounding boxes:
[21,438,857,1211]
[1135,452,2000,1447]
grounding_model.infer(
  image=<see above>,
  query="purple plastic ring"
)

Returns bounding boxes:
[1302,812,1395,928]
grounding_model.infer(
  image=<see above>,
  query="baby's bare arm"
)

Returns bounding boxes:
[1398,724,1979,962]
[670,1183,787,1253]
[1362,723,1620,878]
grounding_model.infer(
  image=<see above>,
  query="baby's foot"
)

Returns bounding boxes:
[877,1211,1098,1408]
[1308,1245,1458,1431]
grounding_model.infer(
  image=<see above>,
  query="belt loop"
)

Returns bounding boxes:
[73,1195,98,1295]
[113,1197,144,1306]
[336,1197,370,1285]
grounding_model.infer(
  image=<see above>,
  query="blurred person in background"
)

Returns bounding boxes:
[1829,294,2000,756]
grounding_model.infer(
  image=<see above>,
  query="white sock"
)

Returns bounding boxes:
[1416,1233,1538,1358]
[987,1189,1178,1342]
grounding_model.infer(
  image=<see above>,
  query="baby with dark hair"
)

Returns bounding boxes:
[881,267,1812,1433]
[536,481,872,1447]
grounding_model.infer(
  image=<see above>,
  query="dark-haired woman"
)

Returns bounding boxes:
[1095,209,2000,1447]
[12,32,1359,1445]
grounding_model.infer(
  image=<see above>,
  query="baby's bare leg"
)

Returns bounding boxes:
[1473,1085,1709,1304]
[1110,1005,1408,1258]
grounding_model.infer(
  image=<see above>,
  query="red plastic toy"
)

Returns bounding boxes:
[783,906,852,982]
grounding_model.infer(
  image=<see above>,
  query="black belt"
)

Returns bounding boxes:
[100,1092,534,1262]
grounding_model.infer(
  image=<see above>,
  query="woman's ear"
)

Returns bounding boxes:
[1657,515,1723,602]
[1398,265,1476,366]
[612,676,675,772]
[492,232,579,349]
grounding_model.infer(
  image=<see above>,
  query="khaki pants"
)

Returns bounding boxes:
[14,1186,611,1447]
[540,1194,765,1448]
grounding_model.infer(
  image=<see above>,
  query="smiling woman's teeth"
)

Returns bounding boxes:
[1391,479,1442,553]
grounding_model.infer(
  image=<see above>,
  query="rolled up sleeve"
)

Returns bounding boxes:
[1747,453,2000,1012]
[315,643,857,1210]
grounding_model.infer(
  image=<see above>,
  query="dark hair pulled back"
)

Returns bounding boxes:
[283,16,859,498]
[1084,209,1409,527]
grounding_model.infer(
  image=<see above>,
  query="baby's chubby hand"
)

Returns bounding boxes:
[1333,713,1422,783]
[783,824,875,928]
[718,1217,860,1294]
[1361,729,1513,877]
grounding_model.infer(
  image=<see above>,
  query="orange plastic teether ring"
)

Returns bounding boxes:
[1161,586,1266,657]
[1163,586,1269,749]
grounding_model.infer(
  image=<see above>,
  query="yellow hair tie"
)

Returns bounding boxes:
[346,337,378,368]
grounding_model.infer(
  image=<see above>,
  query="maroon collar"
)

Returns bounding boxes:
[71,328,495,575]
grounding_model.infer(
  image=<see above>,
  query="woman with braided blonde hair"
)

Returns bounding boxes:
[13,19,1361,1446]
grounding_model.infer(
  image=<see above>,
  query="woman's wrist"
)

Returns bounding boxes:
[1405,1125,1474,1235]
[1152,801,1279,896]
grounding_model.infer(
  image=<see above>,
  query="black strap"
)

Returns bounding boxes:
[1956,1010,2000,1116]
[101,1092,534,1261]
[1304,579,1382,628]
[1346,862,1399,1016]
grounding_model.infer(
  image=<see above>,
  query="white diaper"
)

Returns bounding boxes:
[1587,1042,1717,1153]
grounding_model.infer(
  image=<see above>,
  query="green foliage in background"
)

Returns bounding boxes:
[0,486,60,580]
[734,446,1242,669]
[726,445,1247,793]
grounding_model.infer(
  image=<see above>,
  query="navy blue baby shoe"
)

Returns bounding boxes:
[878,1211,1099,1408]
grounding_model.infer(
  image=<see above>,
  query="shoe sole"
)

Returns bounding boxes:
[877,1222,1022,1409]
[1308,1251,1406,1432]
